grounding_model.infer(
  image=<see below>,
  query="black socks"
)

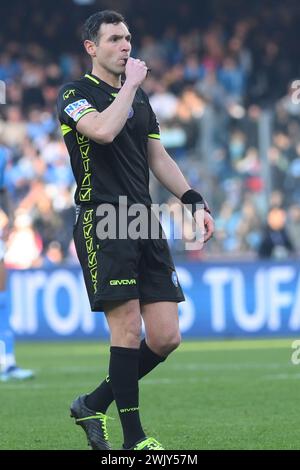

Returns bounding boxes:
[85,340,166,447]
[85,374,113,414]
[85,339,166,413]
[109,346,145,448]
[138,338,167,377]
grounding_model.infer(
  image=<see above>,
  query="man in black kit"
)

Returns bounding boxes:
[57,10,214,451]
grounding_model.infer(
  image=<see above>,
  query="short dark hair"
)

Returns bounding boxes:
[82,10,127,44]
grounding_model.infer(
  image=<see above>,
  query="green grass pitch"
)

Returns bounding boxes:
[0,338,299,450]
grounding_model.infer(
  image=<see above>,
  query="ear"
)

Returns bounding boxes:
[84,40,97,58]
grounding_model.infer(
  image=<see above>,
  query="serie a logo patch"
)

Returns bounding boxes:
[64,99,92,122]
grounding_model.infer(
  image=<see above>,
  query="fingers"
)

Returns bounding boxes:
[133,59,151,72]
[134,59,145,65]
[127,58,148,73]
[194,210,215,243]
[127,57,146,67]
[125,58,149,86]
[204,220,214,242]
[204,213,215,242]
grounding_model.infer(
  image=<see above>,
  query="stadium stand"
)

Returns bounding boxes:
[0,0,299,264]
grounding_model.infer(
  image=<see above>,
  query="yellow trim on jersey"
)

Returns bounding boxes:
[61,124,72,136]
[76,107,97,122]
[84,73,100,84]
[148,133,160,140]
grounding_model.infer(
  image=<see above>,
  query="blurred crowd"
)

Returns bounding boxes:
[0,0,300,267]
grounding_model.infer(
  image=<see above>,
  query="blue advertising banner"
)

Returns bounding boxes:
[8,260,300,340]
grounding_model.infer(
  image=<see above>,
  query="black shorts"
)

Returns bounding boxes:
[73,205,185,311]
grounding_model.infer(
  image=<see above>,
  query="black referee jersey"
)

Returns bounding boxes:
[57,73,160,207]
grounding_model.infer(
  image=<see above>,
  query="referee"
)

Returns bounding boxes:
[57,10,214,451]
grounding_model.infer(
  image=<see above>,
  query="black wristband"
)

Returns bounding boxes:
[180,189,211,215]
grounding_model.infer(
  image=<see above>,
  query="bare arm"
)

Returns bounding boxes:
[147,138,191,198]
[76,81,137,144]
[76,59,148,144]
[148,138,214,242]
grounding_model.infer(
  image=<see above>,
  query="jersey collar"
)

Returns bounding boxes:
[84,73,121,95]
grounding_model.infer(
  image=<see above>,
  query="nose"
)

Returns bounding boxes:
[121,39,131,52]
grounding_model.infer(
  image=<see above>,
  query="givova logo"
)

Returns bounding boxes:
[110,279,137,286]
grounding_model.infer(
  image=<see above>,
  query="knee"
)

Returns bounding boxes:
[148,331,181,357]
[163,332,181,355]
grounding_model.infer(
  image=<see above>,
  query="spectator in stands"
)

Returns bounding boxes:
[1,0,300,262]
[258,207,294,259]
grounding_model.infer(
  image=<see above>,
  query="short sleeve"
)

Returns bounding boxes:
[57,84,97,130]
[148,105,160,140]
[140,89,160,140]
